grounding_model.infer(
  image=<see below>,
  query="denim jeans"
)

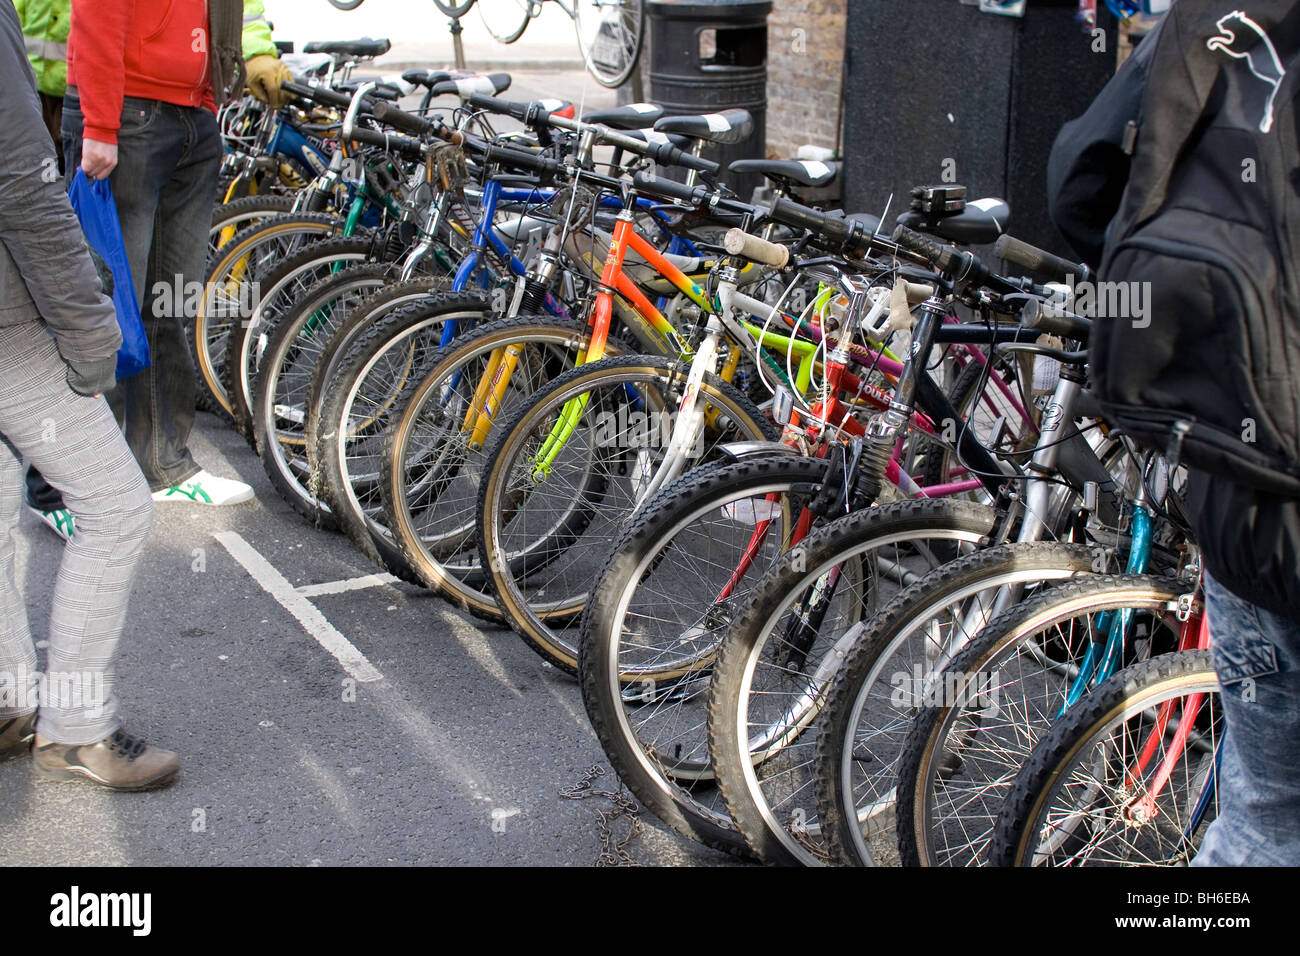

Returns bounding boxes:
[61,91,222,491]
[1192,574,1300,865]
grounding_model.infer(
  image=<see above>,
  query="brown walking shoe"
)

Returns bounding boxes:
[0,713,36,761]
[33,729,180,791]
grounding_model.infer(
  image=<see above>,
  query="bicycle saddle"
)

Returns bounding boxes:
[728,158,838,190]
[617,128,692,150]
[654,109,753,145]
[897,198,1010,245]
[432,72,512,100]
[582,103,665,130]
[401,69,460,88]
[302,38,392,58]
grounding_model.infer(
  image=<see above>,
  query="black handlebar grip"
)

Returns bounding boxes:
[346,126,423,157]
[891,224,966,275]
[769,197,850,246]
[370,100,433,136]
[1021,298,1093,340]
[630,172,708,205]
[995,235,1091,285]
[641,142,720,175]
[371,84,401,101]
[283,80,352,109]
[467,92,527,122]
[481,144,559,177]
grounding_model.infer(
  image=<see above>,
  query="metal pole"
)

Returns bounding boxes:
[449,15,466,70]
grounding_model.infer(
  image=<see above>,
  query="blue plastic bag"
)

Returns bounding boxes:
[66,170,150,379]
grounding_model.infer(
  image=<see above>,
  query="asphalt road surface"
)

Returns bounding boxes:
[1,406,732,866]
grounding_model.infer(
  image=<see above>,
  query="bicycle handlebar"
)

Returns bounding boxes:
[467,93,720,175]
[994,234,1092,285]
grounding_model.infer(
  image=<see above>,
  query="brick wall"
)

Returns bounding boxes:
[765,0,847,159]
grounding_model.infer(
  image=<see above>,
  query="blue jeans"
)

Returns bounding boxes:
[1192,574,1300,865]
[61,91,222,491]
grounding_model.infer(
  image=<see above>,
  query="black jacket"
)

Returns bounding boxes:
[1047,8,1300,624]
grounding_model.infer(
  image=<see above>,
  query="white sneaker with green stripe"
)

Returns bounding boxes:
[152,469,255,506]
[27,506,75,542]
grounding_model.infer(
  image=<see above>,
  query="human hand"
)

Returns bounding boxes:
[245,55,293,109]
[81,139,118,180]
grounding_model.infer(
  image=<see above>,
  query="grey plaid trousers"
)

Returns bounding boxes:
[0,317,153,744]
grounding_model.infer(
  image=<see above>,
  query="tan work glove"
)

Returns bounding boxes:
[245,54,293,108]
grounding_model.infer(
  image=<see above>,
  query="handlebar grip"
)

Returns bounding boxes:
[647,143,720,175]
[769,197,851,246]
[347,126,424,157]
[903,281,936,304]
[890,224,960,272]
[995,235,1091,285]
[371,83,401,101]
[282,80,351,109]
[467,92,527,122]
[723,228,790,268]
[370,100,434,136]
[1021,297,1093,340]
[480,143,559,177]
[631,172,708,205]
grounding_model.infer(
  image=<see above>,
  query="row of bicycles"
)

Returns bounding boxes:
[198,40,1221,866]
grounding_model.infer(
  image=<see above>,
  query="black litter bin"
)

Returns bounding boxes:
[647,0,771,198]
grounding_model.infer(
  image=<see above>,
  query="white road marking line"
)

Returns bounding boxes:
[214,531,383,683]
[296,573,399,598]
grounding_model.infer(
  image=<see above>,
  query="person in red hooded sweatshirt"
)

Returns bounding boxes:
[60,1,288,509]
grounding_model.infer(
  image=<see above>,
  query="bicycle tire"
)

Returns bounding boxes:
[382,316,628,617]
[196,213,346,419]
[706,497,1000,865]
[574,0,644,88]
[990,649,1220,867]
[252,268,430,526]
[579,452,832,857]
[228,241,388,438]
[813,541,1101,867]
[893,573,1192,867]
[315,292,497,580]
[476,353,776,672]
[433,0,477,16]
[477,0,533,44]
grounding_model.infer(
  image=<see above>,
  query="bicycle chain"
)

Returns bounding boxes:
[559,764,644,866]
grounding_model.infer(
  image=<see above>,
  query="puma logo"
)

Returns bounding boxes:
[1206,10,1288,133]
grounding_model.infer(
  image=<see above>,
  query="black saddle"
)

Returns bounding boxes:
[897,198,1010,245]
[302,38,391,58]
[582,103,665,130]
[654,109,753,145]
[729,158,838,189]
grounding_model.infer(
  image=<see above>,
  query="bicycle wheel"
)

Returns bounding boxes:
[196,213,346,419]
[252,270,436,525]
[477,0,534,44]
[208,194,298,267]
[990,650,1220,866]
[383,317,627,618]
[433,0,477,15]
[314,293,502,580]
[477,353,776,672]
[813,541,1101,867]
[228,240,388,438]
[329,0,366,9]
[706,497,1000,865]
[894,573,1193,867]
[575,0,644,88]
[579,452,832,857]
